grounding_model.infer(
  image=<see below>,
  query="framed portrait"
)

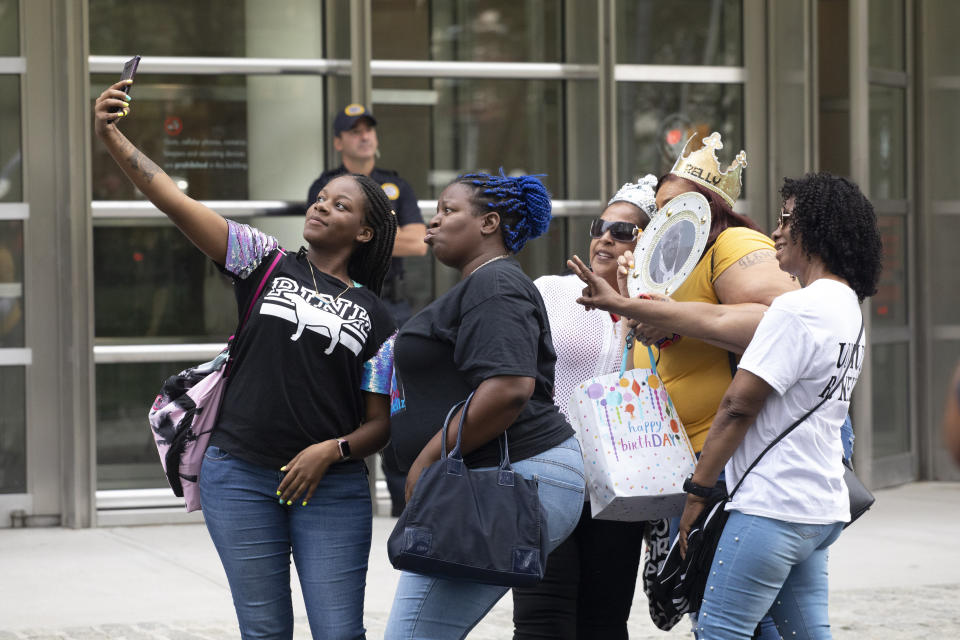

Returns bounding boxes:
[627,192,711,297]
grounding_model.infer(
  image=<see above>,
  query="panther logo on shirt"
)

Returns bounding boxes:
[260,277,371,356]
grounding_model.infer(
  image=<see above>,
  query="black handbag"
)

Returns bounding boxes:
[387,391,548,587]
[842,457,875,527]
[649,322,866,623]
[648,488,730,625]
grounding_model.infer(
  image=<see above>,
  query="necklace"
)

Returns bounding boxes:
[307,258,351,304]
[470,254,509,275]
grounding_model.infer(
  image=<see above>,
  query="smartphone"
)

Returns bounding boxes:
[110,55,141,113]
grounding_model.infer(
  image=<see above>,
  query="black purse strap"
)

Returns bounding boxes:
[728,321,864,500]
[440,390,513,471]
[440,394,471,461]
[224,249,284,377]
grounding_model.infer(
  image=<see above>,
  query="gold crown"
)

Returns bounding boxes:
[670,132,747,208]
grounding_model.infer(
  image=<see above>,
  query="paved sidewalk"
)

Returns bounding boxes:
[1,482,958,639]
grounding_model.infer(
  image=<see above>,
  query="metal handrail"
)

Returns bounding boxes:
[89,55,350,76]
[371,60,598,79]
[0,204,29,220]
[89,55,600,80]
[615,64,746,83]
[94,343,225,364]
[91,199,605,220]
[0,57,25,73]
[91,200,291,219]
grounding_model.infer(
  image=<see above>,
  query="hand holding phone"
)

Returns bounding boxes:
[110,55,140,116]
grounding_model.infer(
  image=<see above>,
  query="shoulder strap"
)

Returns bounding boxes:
[710,243,717,282]
[223,250,283,378]
[238,249,283,332]
[728,321,864,499]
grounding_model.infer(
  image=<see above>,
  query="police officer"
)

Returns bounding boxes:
[308,104,426,517]
[307,104,427,328]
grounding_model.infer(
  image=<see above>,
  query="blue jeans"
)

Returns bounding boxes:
[697,511,844,640]
[199,445,372,640]
[384,436,586,640]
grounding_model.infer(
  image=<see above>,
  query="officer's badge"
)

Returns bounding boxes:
[381,182,400,200]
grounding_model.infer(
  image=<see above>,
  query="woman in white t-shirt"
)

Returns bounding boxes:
[674,172,882,639]
[510,177,656,640]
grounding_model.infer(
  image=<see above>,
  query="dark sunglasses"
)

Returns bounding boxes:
[777,207,792,228]
[589,218,640,242]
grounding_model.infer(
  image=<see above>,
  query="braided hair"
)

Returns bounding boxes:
[347,174,398,295]
[454,171,552,253]
[780,172,883,302]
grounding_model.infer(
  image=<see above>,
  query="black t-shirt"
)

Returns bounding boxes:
[307,165,421,282]
[212,248,396,470]
[389,258,573,470]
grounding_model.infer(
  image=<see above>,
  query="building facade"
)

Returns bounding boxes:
[1,0,957,528]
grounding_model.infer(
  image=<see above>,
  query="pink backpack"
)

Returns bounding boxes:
[148,250,283,511]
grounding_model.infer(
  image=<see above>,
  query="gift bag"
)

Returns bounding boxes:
[568,346,696,521]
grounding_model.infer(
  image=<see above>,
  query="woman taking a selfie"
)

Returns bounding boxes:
[385,171,586,640]
[95,79,397,639]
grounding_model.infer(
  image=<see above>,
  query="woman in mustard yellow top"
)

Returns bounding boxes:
[584,133,798,453]
[630,216,794,452]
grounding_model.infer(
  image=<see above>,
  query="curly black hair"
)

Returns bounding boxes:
[780,172,883,302]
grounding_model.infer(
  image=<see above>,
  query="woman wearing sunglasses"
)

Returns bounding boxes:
[511,177,657,640]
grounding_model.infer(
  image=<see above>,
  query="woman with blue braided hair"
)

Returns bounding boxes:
[384,172,586,639]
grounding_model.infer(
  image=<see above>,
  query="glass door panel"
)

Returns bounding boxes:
[861,0,915,486]
[922,0,960,479]
[869,86,907,200]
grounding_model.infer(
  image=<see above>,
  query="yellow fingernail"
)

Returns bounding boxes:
[286,500,292,506]
[280,466,287,471]
[121,101,129,108]
[276,490,281,496]
[301,501,308,507]
[126,79,134,85]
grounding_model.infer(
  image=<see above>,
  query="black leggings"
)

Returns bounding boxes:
[512,501,646,640]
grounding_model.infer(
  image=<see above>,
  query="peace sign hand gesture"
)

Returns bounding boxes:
[567,255,626,314]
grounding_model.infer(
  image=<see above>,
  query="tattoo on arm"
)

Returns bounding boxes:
[736,250,777,270]
[117,136,162,183]
[127,148,162,182]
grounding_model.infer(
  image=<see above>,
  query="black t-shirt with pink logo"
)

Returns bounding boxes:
[211,223,395,471]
